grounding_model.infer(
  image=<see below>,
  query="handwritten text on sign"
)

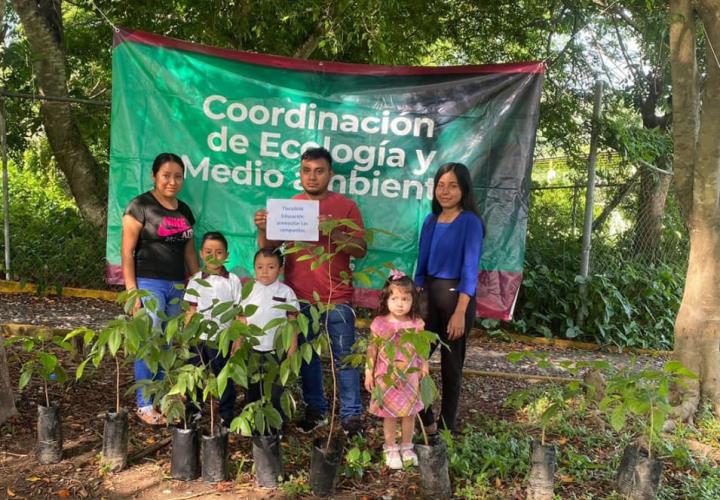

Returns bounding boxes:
[266,198,319,242]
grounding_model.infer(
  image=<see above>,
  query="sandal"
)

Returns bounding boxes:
[136,407,167,426]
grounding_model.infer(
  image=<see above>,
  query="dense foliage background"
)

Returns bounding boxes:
[0,0,683,349]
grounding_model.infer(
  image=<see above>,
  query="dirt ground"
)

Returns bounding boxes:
[0,293,671,499]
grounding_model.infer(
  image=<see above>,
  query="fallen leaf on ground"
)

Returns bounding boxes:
[6,487,15,497]
[28,475,43,482]
[57,489,71,497]
[214,482,234,492]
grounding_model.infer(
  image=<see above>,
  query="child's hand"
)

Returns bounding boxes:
[421,362,429,378]
[231,338,244,355]
[254,209,268,232]
[364,369,374,393]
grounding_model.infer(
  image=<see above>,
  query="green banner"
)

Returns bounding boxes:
[107,29,543,319]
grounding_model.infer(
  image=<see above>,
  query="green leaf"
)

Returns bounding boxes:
[419,376,437,408]
[610,406,627,431]
[264,406,283,430]
[217,364,229,398]
[108,328,122,357]
[241,280,255,301]
[18,369,32,390]
[301,343,313,364]
[281,391,294,418]
[38,352,58,373]
[76,358,90,380]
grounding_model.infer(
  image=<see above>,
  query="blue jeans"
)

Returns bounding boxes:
[298,303,362,421]
[134,277,184,407]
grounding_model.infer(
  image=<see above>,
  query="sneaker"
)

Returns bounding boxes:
[341,415,364,437]
[296,409,328,434]
[399,443,418,466]
[383,445,403,470]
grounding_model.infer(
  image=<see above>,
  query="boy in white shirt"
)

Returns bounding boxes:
[184,231,242,427]
[233,247,299,425]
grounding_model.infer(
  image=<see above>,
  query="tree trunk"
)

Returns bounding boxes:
[0,343,17,425]
[632,161,672,262]
[670,0,720,420]
[11,0,107,230]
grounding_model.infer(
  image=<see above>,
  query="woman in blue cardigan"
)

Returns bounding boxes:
[414,162,484,434]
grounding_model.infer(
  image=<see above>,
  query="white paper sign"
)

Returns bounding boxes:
[266,199,319,242]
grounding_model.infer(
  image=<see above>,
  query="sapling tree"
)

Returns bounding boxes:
[67,289,153,413]
[228,314,308,437]
[8,334,71,407]
[283,218,389,451]
[506,351,592,445]
[599,360,697,459]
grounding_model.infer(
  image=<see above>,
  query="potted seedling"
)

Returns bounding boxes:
[145,308,209,481]
[402,330,446,497]
[67,289,153,471]
[9,334,71,464]
[223,280,324,488]
[600,359,696,499]
[183,290,263,484]
[229,312,310,488]
[506,352,608,500]
[284,219,389,497]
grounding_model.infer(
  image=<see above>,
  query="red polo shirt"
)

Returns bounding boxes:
[284,191,364,304]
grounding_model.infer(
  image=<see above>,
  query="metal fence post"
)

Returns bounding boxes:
[577,80,604,325]
[1,97,9,280]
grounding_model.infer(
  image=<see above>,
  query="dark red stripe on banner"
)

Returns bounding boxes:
[113,28,545,76]
[353,270,522,321]
[107,264,521,321]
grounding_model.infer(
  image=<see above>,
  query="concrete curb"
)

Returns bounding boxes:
[0,280,117,301]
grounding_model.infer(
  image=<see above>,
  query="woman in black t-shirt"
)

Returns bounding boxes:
[121,152,199,426]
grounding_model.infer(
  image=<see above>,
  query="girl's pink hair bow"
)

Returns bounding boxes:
[389,269,406,281]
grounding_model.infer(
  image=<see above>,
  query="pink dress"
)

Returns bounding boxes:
[368,316,425,418]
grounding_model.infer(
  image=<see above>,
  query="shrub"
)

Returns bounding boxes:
[0,161,106,290]
[511,255,682,350]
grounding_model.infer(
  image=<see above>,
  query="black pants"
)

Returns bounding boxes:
[419,277,475,432]
[187,343,236,424]
[245,350,285,422]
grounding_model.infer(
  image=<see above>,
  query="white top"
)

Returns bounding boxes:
[241,279,299,352]
[184,269,243,341]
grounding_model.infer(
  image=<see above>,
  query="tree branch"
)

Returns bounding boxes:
[293,1,340,60]
[591,170,640,232]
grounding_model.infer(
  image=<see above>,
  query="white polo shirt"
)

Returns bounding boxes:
[241,279,299,352]
[184,268,243,341]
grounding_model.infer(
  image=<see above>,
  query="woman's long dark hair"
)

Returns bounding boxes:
[431,162,479,216]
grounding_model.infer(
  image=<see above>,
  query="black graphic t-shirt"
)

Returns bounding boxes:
[125,191,195,281]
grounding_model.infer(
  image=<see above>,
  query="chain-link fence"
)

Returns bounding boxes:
[528,155,687,275]
[513,155,685,349]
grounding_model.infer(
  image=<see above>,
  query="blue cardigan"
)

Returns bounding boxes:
[414,211,484,297]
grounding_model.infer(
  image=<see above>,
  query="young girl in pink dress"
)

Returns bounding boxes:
[365,271,429,469]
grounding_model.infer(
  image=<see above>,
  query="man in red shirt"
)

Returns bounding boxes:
[255,147,367,435]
